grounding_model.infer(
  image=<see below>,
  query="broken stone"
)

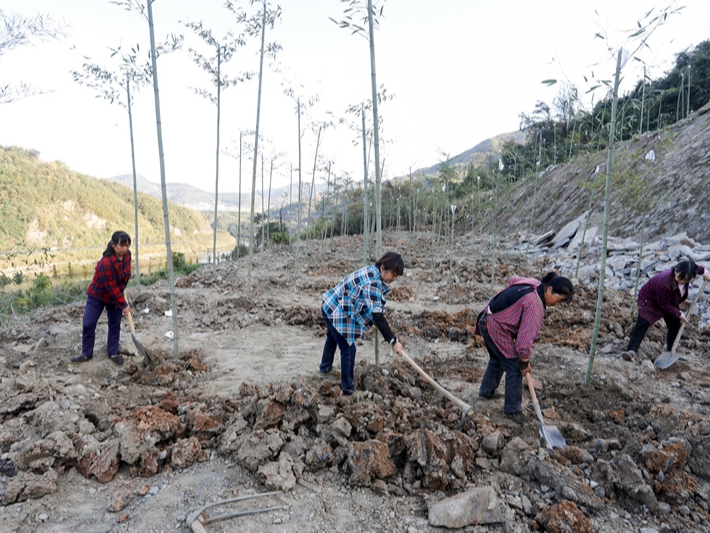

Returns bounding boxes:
[481,430,504,455]
[257,452,296,491]
[171,436,201,470]
[536,500,593,533]
[107,485,134,513]
[428,486,504,528]
[346,440,396,486]
[3,468,59,505]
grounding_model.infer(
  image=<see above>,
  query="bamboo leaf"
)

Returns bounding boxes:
[541,79,557,86]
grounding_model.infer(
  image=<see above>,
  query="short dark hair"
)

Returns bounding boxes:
[375,251,404,276]
[103,231,131,258]
[673,260,699,281]
[541,272,574,302]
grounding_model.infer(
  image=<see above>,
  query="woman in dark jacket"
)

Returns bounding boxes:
[625,260,710,361]
[71,231,132,366]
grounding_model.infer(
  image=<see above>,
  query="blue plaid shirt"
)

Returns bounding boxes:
[322,265,390,344]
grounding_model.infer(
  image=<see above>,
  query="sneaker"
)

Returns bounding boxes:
[319,368,337,377]
[622,350,636,362]
[108,354,124,366]
[504,412,527,425]
[70,354,93,363]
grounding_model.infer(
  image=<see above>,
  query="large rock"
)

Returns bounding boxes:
[607,454,658,511]
[347,440,396,486]
[428,487,504,528]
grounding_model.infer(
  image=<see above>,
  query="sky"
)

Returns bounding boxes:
[1,0,708,196]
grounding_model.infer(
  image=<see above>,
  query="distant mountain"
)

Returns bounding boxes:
[0,147,212,252]
[419,130,524,175]
[105,174,325,213]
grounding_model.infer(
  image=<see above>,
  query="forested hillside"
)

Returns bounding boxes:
[0,146,212,252]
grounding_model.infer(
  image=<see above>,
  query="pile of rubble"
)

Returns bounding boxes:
[515,218,710,330]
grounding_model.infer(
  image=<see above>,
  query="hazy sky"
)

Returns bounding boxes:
[1,0,707,195]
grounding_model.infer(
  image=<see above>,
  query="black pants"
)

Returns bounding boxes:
[627,314,681,352]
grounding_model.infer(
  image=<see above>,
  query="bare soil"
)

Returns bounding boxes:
[1,232,709,533]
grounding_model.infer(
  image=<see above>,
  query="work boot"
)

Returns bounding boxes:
[70,354,93,363]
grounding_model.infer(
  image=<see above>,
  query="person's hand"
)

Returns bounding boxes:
[680,311,688,323]
[703,270,710,282]
[392,341,404,356]
[519,359,532,375]
[122,305,131,317]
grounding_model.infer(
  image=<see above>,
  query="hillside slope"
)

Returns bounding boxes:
[496,102,710,243]
[0,147,212,252]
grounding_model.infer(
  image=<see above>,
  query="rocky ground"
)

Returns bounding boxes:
[1,230,710,533]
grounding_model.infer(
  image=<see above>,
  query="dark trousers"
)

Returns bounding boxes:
[478,319,523,414]
[319,309,357,393]
[627,314,681,352]
[82,296,122,357]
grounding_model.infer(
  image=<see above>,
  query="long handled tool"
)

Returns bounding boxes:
[399,349,473,428]
[525,373,566,450]
[126,310,158,368]
[655,279,708,369]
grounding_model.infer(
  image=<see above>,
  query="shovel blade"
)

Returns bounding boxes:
[132,333,158,367]
[654,350,679,369]
[540,424,566,449]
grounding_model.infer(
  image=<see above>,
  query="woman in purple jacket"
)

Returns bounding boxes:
[624,260,710,361]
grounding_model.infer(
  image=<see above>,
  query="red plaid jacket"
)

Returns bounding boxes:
[475,276,545,361]
[86,251,131,309]
[637,265,705,324]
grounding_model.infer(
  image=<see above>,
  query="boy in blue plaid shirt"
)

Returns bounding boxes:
[320,252,405,395]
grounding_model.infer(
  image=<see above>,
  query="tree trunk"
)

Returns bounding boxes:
[361,106,369,266]
[126,73,140,293]
[294,98,302,274]
[247,1,267,297]
[212,47,221,266]
[147,0,178,359]
[586,49,623,385]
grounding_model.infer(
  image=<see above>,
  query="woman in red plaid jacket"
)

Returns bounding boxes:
[71,231,132,366]
[624,260,710,362]
[475,272,574,423]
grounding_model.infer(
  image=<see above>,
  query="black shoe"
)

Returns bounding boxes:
[108,354,124,366]
[70,354,93,363]
[504,412,527,424]
[478,392,504,400]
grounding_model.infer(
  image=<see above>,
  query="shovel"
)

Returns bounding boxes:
[655,279,708,370]
[125,310,159,368]
[525,373,566,450]
[399,349,474,428]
